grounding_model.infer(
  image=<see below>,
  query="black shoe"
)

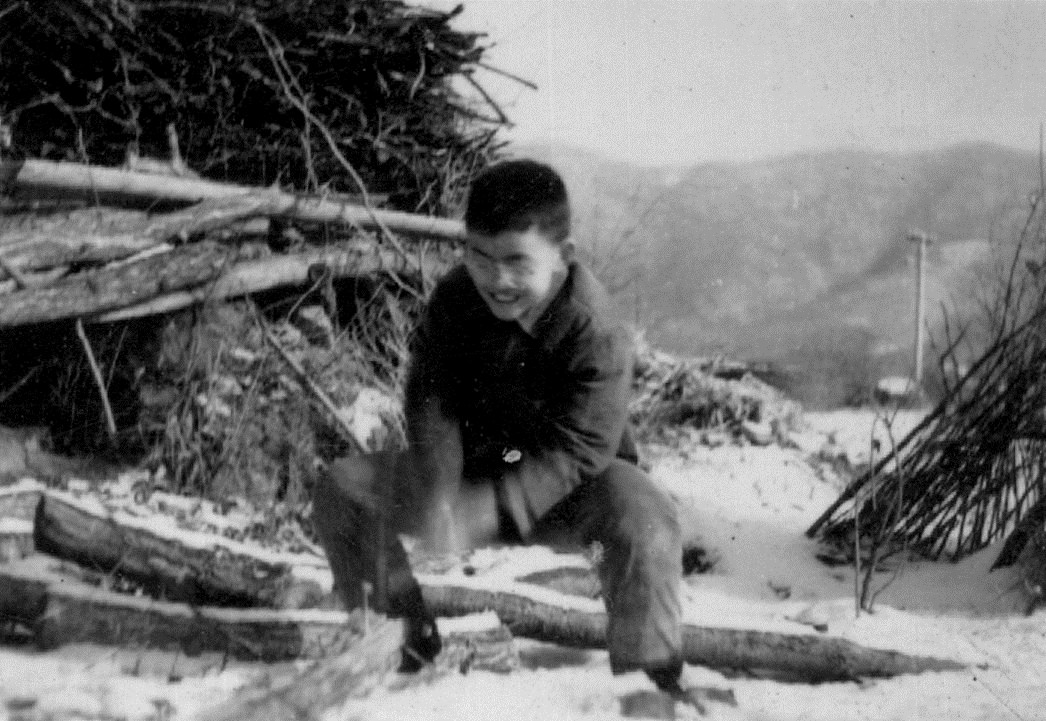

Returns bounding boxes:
[399,614,442,673]
[645,661,684,693]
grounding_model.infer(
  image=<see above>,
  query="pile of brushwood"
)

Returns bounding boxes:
[631,339,803,447]
[808,185,1046,604]
[0,0,506,214]
[0,0,517,508]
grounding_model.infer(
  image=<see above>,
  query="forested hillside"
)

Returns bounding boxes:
[520,142,1041,404]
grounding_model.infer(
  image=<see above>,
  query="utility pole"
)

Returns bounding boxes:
[908,230,931,385]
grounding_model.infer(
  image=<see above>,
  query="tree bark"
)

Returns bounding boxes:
[419,582,967,682]
[0,196,274,273]
[0,240,416,327]
[0,558,516,672]
[26,488,967,682]
[199,619,515,721]
[197,619,406,721]
[0,242,230,327]
[33,490,324,609]
[1,158,465,241]
[0,561,371,661]
[91,244,413,324]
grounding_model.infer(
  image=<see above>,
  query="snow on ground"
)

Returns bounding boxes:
[3,409,1046,721]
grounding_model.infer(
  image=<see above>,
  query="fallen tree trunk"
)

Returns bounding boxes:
[197,617,406,721]
[26,488,967,682]
[92,244,413,324]
[0,560,370,661]
[33,490,325,609]
[420,582,967,682]
[0,196,275,273]
[1,158,465,241]
[0,242,230,327]
[0,240,416,327]
[197,615,515,721]
[0,557,516,671]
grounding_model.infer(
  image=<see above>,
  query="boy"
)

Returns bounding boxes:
[312,159,685,691]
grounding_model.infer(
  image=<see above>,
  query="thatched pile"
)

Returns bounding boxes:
[808,191,1046,563]
[0,0,515,503]
[0,0,506,214]
[0,163,459,502]
[631,340,802,446]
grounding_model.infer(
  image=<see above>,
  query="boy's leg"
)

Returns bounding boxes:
[539,459,683,675]
[311,452,441,664]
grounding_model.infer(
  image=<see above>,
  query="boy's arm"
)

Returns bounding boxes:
[403,286,465,538]
[502,321,634,526]
[545,322,634,477]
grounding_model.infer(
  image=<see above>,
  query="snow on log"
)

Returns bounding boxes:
[0,479,44,521]
[197,619,406,721]
[0,558,516,671]
[0,561,364,661]
[23,487,965,682]
[33,490,324,609]
[0,517,33,562]
[420,582,967,682]
[199,614,519,721]
[1,158,465,241]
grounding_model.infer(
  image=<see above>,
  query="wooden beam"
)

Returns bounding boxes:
[0,557,517,672]
[0,242,230,327]
[0,196,275,273]
[90,244,413,324]
[1,159,466,241]
[21,486,967,682]
[419,582,967,682]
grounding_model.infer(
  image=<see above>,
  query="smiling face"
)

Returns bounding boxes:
[464,225,571,329]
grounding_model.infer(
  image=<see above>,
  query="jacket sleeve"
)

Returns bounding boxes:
[501,319,635,527]
[544,319,634,478]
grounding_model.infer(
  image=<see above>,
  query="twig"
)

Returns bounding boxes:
[475,60,539,90]
[75,318,118,441]
[248,18,426,302]
[261,326,365,455]
[463,73,509,125]
[0,367,39,406]
[0,256,30,289]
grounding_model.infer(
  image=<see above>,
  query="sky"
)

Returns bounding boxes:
[426,1,1046,165]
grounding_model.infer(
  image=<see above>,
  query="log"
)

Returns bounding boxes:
[0,558,516,671]
[0,242,230,327]
[0,517,33,562]
[0,563,363,661]
[1,158,466,241]
[420,582,967,682]
[0,479,44,520]
[91,243,412,324]
[29,488,966,682]
[0,266,68,295]
[198,614,516,721]
[33,490,325,609]
[0,196,275,273]
[197,618,406,721]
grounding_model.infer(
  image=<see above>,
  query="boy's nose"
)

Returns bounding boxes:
[491,264,514,288]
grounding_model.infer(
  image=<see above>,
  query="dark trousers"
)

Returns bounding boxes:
[311,453,683,674]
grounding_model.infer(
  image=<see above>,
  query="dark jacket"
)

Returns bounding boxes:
[404,262,638,534]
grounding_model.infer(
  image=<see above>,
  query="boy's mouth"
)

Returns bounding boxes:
[487,290,521,306]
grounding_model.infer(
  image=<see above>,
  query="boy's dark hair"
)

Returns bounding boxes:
[465,159,571,243]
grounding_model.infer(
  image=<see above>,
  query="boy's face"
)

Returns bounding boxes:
[464,226,571,327]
